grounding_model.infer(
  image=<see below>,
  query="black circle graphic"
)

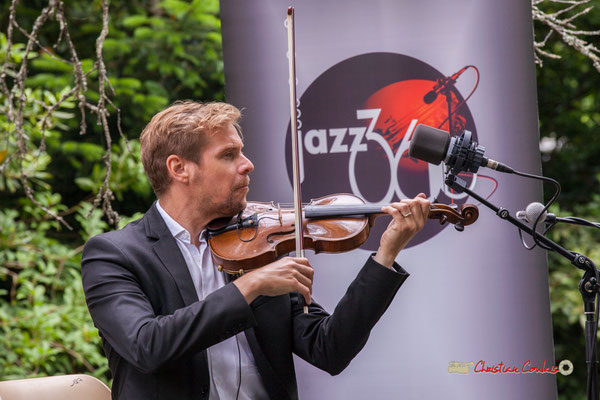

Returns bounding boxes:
[286,52,477,249]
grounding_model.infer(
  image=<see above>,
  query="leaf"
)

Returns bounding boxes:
[74,177,97,191]
[117,78,142,89]
[122,15,149,28]
[79,143,105,161]
[133,27,154,40]
[52,111,76,120]
[191,0,219,14]
[102,39,131,57]
[148,17,166,28]
[31,54,72,73]
[160,0,191,19]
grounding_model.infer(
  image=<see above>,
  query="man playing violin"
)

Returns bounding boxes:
[81,101,430,400]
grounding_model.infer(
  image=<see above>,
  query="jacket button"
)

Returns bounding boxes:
[200,386,208,394]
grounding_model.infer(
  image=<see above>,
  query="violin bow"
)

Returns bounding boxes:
[287,7,308,314]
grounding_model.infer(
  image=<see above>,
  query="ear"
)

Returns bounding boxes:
[165,155,190,184]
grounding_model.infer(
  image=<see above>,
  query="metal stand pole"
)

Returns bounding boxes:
[445,173,599,399]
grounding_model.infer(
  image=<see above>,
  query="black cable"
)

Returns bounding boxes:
[489,166,599,396]
[518,219,557,250]
[559,217,600,229]
[512,170,561,250]
[235,334,241,400]
[590,261,599,399]
[236,221,259,242]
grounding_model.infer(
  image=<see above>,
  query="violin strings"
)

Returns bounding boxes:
[258,216,281,222]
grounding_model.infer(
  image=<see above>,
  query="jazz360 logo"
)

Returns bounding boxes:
[286,53,496,249]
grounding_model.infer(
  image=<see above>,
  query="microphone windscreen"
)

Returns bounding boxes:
[423,91,438,104]
[408,124,451,165]
[525,202,547,223]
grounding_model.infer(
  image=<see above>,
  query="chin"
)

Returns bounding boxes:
[220,199,246,218]
[234,199,247,214]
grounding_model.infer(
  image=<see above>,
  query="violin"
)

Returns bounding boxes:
[206,193,479,274]
[206,10,480,302]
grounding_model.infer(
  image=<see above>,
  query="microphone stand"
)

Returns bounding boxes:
[438,77,456,136]
[445,172,599,400]
[445,84,453,136]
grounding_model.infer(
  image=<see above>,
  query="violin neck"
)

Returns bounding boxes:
[304,204,385,219]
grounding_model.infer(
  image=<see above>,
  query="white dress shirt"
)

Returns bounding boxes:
[156,201,269,400]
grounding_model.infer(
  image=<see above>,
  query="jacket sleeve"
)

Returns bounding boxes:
[81,234,257,374]
[290,255,408,375]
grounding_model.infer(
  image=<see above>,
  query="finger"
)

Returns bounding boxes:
[417,196,431,220]
[388,201,411,214]
[289,257,312,267]
[403,196,429,226]
[395,202,414,219]
[293,267,313,289]
[293,262,314,281]
[392,204,417,232]
[296,282,312,305]
[402,198,426,226]
[414,193,429,213]
[384,203,406,225]
[381,204,401,219]
[387,204,418,232]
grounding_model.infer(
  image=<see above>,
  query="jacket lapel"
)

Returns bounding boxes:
[144,202,199,306]
[244,327,292,400]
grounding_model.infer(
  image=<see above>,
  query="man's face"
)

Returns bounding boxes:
[188,123,254,218]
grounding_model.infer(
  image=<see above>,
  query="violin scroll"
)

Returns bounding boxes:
[429,203,479,231]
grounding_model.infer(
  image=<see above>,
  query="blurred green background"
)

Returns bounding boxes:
[0,1,599,399]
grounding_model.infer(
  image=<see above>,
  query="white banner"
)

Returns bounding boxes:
[220,1,557,398]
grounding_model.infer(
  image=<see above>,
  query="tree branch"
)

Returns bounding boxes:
[533,0,600,72]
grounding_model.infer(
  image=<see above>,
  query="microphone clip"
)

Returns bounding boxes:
[445,130,486,175]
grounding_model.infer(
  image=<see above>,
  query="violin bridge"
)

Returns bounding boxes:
[277,203,283,226]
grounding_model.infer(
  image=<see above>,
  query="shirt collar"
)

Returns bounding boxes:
[155,200,195,243]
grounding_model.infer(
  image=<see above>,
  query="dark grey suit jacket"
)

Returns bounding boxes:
[81,203,409,400]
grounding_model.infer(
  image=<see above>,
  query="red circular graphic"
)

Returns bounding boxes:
[286,53,489,249]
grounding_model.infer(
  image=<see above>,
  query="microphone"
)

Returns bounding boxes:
[408,124,515,175]
[516,202,556,224]
[423,66,469,104]
[517,203,600,229]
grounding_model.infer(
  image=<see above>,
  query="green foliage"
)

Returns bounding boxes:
[0,0,223,385]
[10,0,225,216]
[536,3,600,206]
[0,0,597,397]
[535,2,600,398]
[0,205,108,380]
[0,32,108,379]
[546,191,600,400]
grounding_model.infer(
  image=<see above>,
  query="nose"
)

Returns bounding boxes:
[239,153,254,175]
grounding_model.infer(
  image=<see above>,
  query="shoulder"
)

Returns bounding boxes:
[84,216,145,252]
[80,212,159,288]
[81,209,164,271]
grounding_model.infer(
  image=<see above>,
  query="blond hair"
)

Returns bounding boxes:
[140,101,241,197]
